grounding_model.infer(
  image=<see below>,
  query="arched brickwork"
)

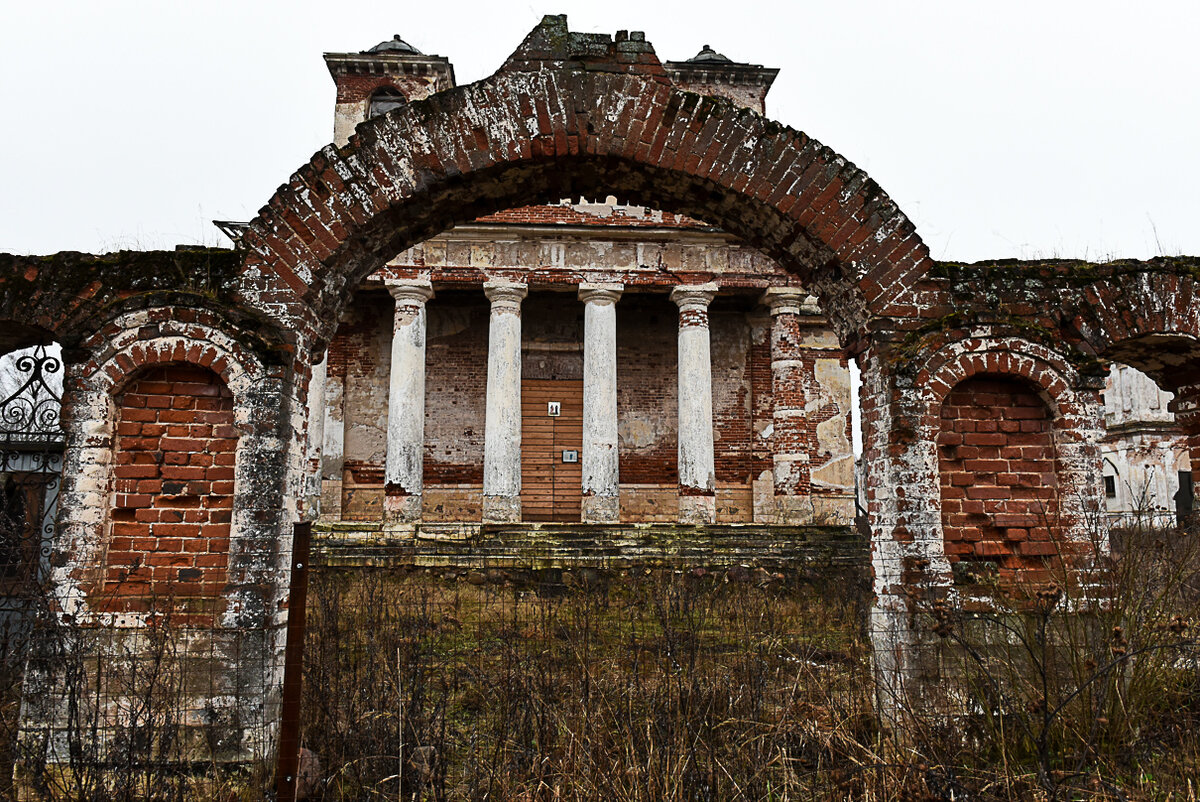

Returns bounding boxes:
[49,307,289,628]
[1074,271,1200,389]
[921,339,1105,550]
[864,336,1104,602]
[237,18,931,354]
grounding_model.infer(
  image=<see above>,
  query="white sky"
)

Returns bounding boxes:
[1,0,1197,262]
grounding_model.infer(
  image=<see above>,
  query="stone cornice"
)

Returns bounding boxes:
[324,52,455,85]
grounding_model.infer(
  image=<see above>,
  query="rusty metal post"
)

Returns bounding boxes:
[275,520,312,802]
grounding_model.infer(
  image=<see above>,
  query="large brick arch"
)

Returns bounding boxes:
[1075,270,1200,390]
[238,17,931,353]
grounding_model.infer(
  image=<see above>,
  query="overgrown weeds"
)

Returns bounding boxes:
[907,513,1200,801]
[301,564,884,800]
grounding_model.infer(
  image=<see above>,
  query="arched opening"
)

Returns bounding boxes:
[0,342,63,598]
[309,192,857,528]
[1100,362,1190,530]
[367,87,406,119]
[99,363,236,621]
[937,374,1063,583]
[1099,333,1200,531]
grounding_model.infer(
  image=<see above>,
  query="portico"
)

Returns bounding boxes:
[312,234,856,529]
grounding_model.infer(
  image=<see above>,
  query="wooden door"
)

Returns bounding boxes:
[521,379,583,522]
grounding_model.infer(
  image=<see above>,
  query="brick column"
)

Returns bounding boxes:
[763,288,855,524]
[482,280,528,523]
[579,283,623,522]
[762,288,813,523]
[383,279,433,523]
[860,345,954,724]
[747,309,775,522]
[670,283,718,524]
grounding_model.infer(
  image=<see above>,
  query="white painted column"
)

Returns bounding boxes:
[303,352,328,520]
[321,355,346,520]
[670,283,718,524]
[383,279,434,523]
[482,280,528,523]
[579,283,623,522]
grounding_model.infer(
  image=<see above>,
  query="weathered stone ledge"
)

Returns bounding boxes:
[311,521,867,571]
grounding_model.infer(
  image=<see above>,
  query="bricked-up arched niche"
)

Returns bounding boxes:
[937,375,1065,583]
[921,340,1105,583]
[49,308,280,632]
[100,363,236,622]
[237,16,931,355]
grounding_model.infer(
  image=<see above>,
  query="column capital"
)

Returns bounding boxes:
[760,287,820,318]
[578,283,624,305]
[670,283,718,313]
[483,280,528,312]
[385,279,434,305]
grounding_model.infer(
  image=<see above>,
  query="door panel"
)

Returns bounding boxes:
[521,379,583,522]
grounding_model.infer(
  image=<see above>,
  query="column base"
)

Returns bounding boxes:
[773,495,815,525]
[320,478,342,520]
[678,494,715,524]
[581,494,620,523]
[384,493,422,524]
[812,494,856,525]
[482,495,521,523]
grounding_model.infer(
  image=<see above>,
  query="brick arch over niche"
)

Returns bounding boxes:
[919,340,1104,581]
[237,15,931,354]
[49,308,275,627]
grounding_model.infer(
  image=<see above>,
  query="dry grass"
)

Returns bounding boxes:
[301,565,886,801]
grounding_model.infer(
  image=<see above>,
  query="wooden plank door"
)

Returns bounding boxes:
[521,379,583,522]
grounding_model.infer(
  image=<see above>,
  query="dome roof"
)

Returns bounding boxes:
[366,35,422,56]
[688,44,732,64]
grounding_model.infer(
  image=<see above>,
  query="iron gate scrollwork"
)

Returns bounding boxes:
[0,344,65,601]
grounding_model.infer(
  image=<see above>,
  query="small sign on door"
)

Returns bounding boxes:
[547,401,561,417]
[562,450,578,463]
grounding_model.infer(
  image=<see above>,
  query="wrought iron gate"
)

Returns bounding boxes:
[0,344,64,607]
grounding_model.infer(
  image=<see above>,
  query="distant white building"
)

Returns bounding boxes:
[1101,363,1191,527]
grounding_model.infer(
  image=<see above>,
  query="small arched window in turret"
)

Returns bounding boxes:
[368,87,406,119]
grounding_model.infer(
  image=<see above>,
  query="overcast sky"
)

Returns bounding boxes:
[2,1,1197,263]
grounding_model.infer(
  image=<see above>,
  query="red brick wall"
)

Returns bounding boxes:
[748,317,774,475]
[424,293,489,484]
[333,74,444,104]
[617,295,678,484]
[103,364,236,619]
[938,375,1062,578]
[711,308,755,483]
[338,294,392,518]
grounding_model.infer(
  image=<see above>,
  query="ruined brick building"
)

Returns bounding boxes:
[313,35,854,530]
[2,15,1199,779]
